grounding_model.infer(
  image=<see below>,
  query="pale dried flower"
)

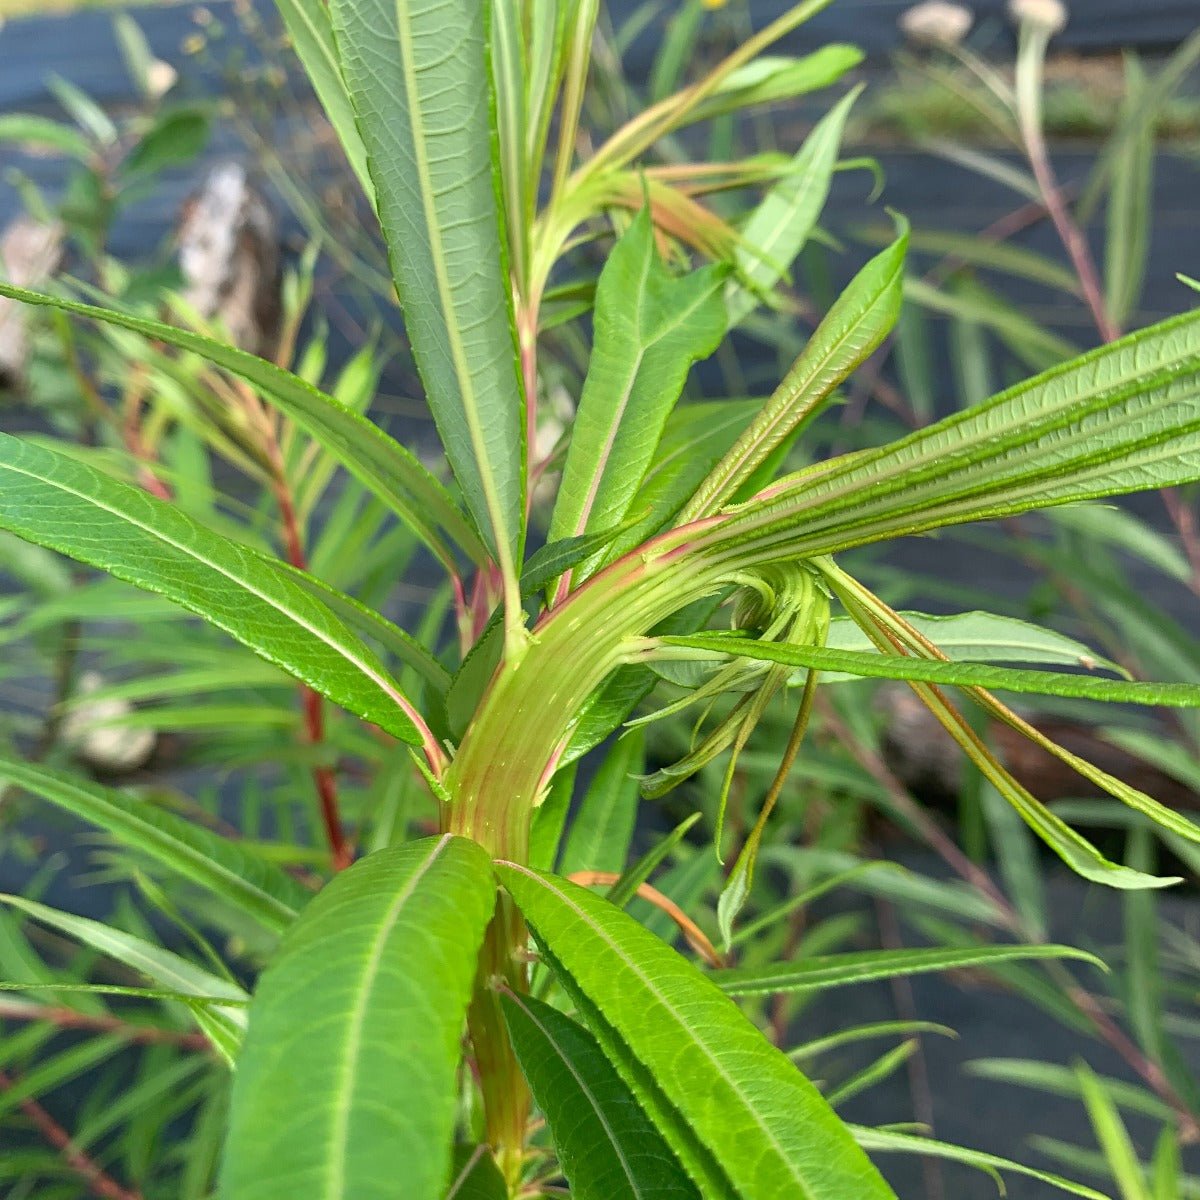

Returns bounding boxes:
[62,672,156,774]
[147,59,178,100]
[1008,0,1068,34]
[899,2,974,47]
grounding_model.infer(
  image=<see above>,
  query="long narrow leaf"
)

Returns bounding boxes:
[331,0,526,578]
[713,942,1104,995]
[659,634,1200,707]
[221,837,495,1200]
[0,756,309,935]
[0,283,483,572]
[498,864,896,1200]
[708,309,1200,561]
[549,209,727,586]
[0,434,432,753]
[502,992,699,1200]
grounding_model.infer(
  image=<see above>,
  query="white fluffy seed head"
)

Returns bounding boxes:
[1009,0,1068,35]
[899,2,974,47]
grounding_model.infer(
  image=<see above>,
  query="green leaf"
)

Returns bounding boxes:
[826,1040,917,1108]
[498,864,896,1200]
[0,894,247,1062]
[725,88,859,328]
[851,1126,1110,1199]
[1105,58,1154,328]
[0,755,308,935]
[530,763,577,874]
[559,731,644,877]
[502,992,699,1200]
[858,223,1081,294]
[221,836,495,1200]
[1076,1062,1152,1200]
[602,399,760,564]
[714,942,1104,995]
[0,435,430,749]
[660,633,1200,706]
[965,1059,1174,1123]
[273,0,374,205]
[686,47,863,127]
[685,224,907,519]
[549,209,727,585]
[122,108,210,177]
[834,610,1124,672]
[1151,1129,1181,1200]
[607,813,702,910]
[444,1146,507,1200]
[0,283,483,573]
[331,0,526,575]
[712,309,1200,559]
[1048,501,1192,584]
[0,113,92,159]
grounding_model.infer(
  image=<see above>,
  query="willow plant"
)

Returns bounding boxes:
[3,0,1200,1197]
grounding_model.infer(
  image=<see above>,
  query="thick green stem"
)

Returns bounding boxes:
[444,526,725,1178]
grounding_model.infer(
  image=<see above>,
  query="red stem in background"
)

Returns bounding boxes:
[0,1001,211,1050]
[263,418,351,871]
[0,1069,144,1200]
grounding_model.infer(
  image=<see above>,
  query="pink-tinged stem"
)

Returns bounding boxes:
[0,1069,145,1200]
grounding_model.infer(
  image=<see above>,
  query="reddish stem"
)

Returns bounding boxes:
[264,425,351,871]
[0,1069,144,1200]
[0,1001,210,1050]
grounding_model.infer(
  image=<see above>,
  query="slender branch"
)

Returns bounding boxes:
[1014,26,1119,344]
[257,395,350,871]
[0,1069,144,1200]
[0,1000,210,1050]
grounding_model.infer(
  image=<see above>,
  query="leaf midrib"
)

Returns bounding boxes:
[325,834,450,1200]
[0,449,420,737]
[394,0,515,569]
[504,865,822,1198]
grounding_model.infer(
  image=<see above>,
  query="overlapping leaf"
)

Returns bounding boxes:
[221,837,495,1200]
[498,864,897,1200]
[331,0,525,573]
[0,435,429,749]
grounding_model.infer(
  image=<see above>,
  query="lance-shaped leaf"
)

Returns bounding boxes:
[827,567,1200,852]
[851,1127,1109,1200]
[0,283,483,572]
[0,435,431,751]
[0,894,247,1063]
[272,0,373,205]
[331,0,525,576]
[497,864,896,1200]
[502,991,699,1200]
[658,634,1200,707]
[709,309,1200,559]
[650,609,1124,691]
[724,87,861,330]
[0,755,309,935]
[713,943,1104,996]
[685,224,907,520]
[221,837,495,1200]
[685,46,862,128]
[549,209,727,587]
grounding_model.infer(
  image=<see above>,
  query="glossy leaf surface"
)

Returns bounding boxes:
[0,434,426,747]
